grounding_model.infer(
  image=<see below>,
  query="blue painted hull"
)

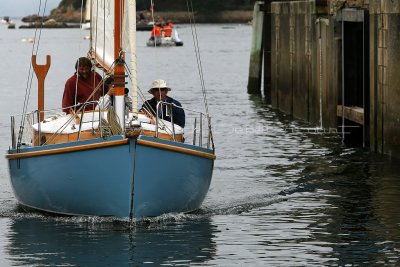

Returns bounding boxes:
[6,135,214,218]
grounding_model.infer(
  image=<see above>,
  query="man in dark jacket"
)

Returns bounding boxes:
[140,79,185,128]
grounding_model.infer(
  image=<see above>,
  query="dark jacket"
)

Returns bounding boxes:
[141,96,185,128]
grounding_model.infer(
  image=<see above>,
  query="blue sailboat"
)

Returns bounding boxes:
[5,0,215,219]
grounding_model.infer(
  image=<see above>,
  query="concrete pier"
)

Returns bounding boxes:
[249,0,400,159]
[247,2,265,94]
[369,1,400,158]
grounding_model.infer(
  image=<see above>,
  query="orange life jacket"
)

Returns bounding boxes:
[151,26,162,37]
[163,25,172,37]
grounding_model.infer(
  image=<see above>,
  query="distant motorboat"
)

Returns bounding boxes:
[0,16,10,24]
[137,20,154,31]
[147,29,183,47]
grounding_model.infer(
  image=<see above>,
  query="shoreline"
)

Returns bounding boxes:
[21,10,254,25]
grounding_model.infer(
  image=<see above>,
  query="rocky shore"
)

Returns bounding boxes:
[22,10,253,25]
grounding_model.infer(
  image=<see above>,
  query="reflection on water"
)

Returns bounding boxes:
[245,96,400,266]
[5,216,216,266]
[2,93,400,265]
[199,95,400,266]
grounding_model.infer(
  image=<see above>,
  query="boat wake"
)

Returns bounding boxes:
[202,192,289,215]
[0,202,214,228]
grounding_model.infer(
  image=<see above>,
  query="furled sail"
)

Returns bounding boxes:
[89,0,137,111]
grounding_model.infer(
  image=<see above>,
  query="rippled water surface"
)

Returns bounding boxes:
[1,21,400,266]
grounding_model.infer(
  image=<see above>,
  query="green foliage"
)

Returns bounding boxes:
[151,0,256,12]
[59,0,85,9]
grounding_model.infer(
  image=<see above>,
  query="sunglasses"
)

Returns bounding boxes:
[152,88,168,92]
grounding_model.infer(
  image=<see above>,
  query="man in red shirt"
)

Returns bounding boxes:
[62,57,102,114]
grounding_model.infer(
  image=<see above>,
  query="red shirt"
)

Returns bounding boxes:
[62,71,102,113]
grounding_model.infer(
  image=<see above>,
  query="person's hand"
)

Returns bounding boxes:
[107,87,116,96]
[140,109,155,124]
[142,109,153,119]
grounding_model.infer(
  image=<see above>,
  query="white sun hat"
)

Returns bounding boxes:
[148,79,171,93]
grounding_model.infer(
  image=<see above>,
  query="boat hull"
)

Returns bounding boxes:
[6,135,214,218]
[146,37,183,47]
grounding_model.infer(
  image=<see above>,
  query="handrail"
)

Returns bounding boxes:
[199,113,202,147]
[154,101,214,148]
[156,101,177,141]
[11,116,15,149]
[77,101,98,141]
[36,110,41,146]
[10,100,215,150]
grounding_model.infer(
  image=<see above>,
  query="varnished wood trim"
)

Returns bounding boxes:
[6,139,129,159]
[137,139,216,160]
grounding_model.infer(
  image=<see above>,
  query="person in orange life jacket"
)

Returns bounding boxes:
[62,57,102,114]
[163,21,173,37]
[140,79,185,128]
[150,23,162,40]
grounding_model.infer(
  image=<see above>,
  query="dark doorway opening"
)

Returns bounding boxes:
[339,9,370,147]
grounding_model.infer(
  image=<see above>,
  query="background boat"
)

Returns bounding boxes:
[146,29,183,47]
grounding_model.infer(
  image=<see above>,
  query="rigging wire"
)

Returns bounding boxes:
[18,0,48,147]
[74,0,86,113]
[80,0,98,129]
[185,0,214,149]
[149,0,159,50]
[185,0,209,116]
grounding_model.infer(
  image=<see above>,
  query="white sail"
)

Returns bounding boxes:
[90,0,137,118]
[124,0,138,112]
[123,1,136,54]
[90,0,115,71]
[90,0,135,71]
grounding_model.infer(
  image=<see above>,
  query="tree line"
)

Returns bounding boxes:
[59,0,257,12]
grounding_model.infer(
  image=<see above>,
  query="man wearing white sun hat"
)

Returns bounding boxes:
[140,79,185,128]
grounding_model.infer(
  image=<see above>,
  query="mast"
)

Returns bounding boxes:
[114,0,125,130]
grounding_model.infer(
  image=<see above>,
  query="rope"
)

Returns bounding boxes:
[101,108,123,136]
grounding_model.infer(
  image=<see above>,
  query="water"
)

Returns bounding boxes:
[1,21,400,266]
